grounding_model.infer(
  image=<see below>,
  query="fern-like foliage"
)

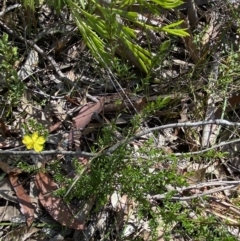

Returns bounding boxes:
[22,0,188,73]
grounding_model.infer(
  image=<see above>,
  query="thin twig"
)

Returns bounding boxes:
[148,185,235,201]
[0,119,239,156]
[0,137,238,157]
[0,4,21,17]
[0,150,96,157]
[181,180,240,191]
[107,119,240,154]
[138,138,240,160]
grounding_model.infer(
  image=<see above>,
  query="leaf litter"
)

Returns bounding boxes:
[35,172,84,230]
[0,0,240,240]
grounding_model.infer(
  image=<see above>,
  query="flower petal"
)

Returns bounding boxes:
[32,132,39,142]
[22,135,33,145]
[36,136,46,145]
[34,143,44,152]
[26,143,34,149]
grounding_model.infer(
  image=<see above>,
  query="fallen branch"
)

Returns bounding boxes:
[138,138,240,159]
[148,185,235,201]
[181,180,240,191]
[107,119,240,153]
[0,3,21,17]
[0,119,239,156]
[0,150,96,157]
[0,137,239,158]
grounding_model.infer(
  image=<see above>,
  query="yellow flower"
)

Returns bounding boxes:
[22,132,46,152]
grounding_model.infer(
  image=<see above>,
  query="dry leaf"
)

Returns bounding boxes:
[0,119,10,137]
[49,121,62,133]
[20,91,33,115]
[178,12,201,64]
[0,177,18,203]
[35,172,84,230]
[18,49,38,81]
[66,70,76,82]
[73,97,105,129]
[185,167,207,185]
[134,97,147,112]
[50,99,68,121]
[111,191,121,210]
[9,174,35,226]
[21,227,40,241]
[0,205,21,221]
[215,95,240,119]
[4,226,39,241]
[68,98,105,151]
[0,161,22,175]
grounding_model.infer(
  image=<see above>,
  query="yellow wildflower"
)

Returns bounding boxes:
[22,132,46,152]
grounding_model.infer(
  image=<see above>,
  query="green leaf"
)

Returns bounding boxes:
[82,11,108,38]
[162,20,189,37]
[118,0,136,8]
[122,26,136,39]
[150,0,183,9]
[68,2,110,65]
[159,40,171,52]
[79,0,86,9]
[121,37,151,72]
[163,28,189,37]
[114,9,138,21]
[23,0,35,10]
[163,20,184,28]
[161,96,171,106]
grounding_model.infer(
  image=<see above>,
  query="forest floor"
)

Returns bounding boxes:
[0,0,240,240]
